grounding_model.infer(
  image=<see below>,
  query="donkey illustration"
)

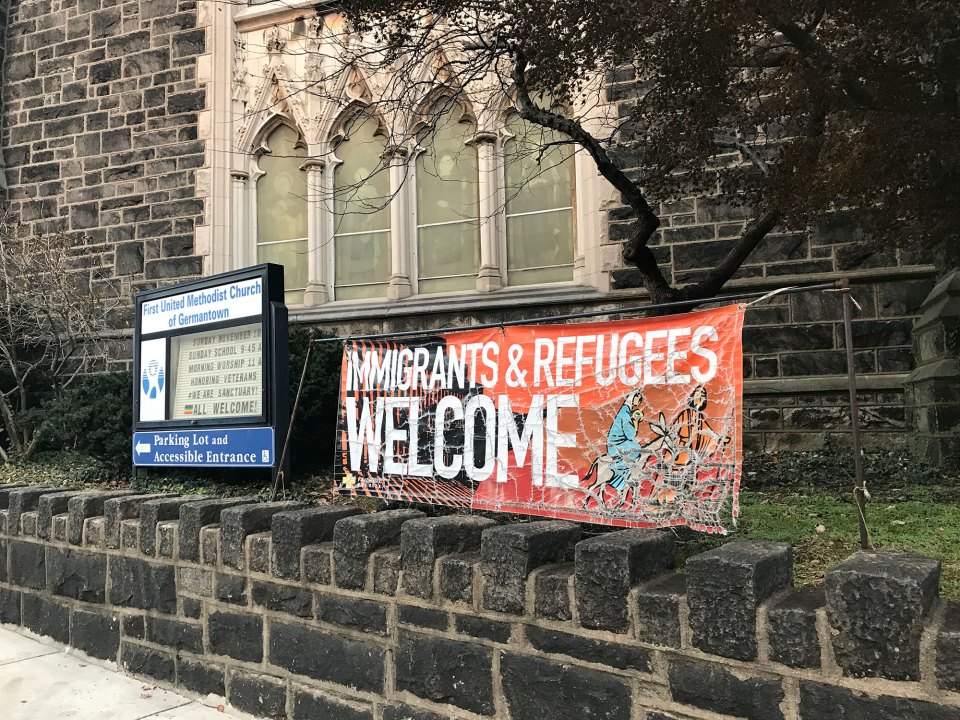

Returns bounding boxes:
[580,391,679,510]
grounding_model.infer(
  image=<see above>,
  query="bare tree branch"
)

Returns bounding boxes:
[511,49,675,300]
[0,215,115,462]
[683,209,781,301]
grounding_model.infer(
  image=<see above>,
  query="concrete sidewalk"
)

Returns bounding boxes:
[0,626,231,720]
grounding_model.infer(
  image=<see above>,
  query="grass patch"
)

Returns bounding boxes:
[676,490,960,600]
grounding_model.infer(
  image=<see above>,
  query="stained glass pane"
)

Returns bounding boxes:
[416,103,479,293]
[333,114,391,300]
[257,124,308,245]
[257,238,308,301]
[334,230,391,300]
[504,114,574,214]
[334,115,392,237]
[505,210,574,285]
[416,220,479,293]
[256,123,308,305]
[504,113,575,285]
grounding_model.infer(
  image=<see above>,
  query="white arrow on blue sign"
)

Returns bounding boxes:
[132,427,275,468]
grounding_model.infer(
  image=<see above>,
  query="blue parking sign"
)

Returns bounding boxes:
[133,427,275,468]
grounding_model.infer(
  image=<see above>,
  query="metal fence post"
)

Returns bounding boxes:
[838,278,871,550]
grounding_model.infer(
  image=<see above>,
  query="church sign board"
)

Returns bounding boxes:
[132,264,288,471]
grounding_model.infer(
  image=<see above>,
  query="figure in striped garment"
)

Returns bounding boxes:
[665,385,730,467]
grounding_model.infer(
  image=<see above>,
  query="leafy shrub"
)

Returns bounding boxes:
[27,330,343,481]
[286,328,342,477]
[40,371,133,473]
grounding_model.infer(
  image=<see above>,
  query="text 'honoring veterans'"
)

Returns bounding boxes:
[335,305,745,532]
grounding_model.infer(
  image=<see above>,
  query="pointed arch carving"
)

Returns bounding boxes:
[237,65,310,153]
[327,102,390,149]
[344,65,373,104]
[308,61,396,148]
[251,115,307,157]
[410,46,472,113]
[220,6,594,304]
[411,85,477,141]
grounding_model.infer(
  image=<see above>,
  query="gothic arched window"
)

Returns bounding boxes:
[332,113,392,301]
[256,123,308,305]
[415,102,480,294]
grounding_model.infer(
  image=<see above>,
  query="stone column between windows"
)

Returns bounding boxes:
[473,132,503,292]
[301,159,328,305]
[386,145,413,300]
[230,170,252,268]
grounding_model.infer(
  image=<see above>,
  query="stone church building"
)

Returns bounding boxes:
[0,0,957,462]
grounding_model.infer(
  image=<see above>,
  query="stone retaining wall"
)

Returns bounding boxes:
[1,482,959,720]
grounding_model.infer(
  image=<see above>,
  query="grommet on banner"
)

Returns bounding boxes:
[825,286,863,311]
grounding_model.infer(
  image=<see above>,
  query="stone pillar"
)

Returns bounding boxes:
[205,0,239,275]
[480,521,581,614]
[826,550,940,680]
[219,501,306,570]
[937,603,960,692]
[36,491,84,540]
[635,573,686,648]
[400,516,495,598]
[178,497,258,563]
[907,271,960,467]
[8,487,59,537]
[767,587,824,669]
[271,506,361,581]
[386,146,413,300]
[138,496,205,556]
[574,529,676,633]
[301,159,328,305]
[230,171,251,267]
[332,509,425,590]
[685,540,793,661]
[67,491,133,547]
[473,132,503,292]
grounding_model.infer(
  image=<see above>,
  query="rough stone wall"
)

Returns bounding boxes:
[0,0,206,327]
[2,482,960,720]
[0,0,9,194]
[907,273,960,465]
[601,69,943,454]
[740,277,932,451]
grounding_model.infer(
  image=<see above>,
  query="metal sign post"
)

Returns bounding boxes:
[838,278,871,550]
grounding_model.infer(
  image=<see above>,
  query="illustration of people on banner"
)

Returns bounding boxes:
[581,384,731,514]
[335,305,744,533]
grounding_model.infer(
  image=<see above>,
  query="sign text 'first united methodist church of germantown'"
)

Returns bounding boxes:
[132,265,288,473]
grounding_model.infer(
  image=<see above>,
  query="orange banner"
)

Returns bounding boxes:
[336,305,744,532]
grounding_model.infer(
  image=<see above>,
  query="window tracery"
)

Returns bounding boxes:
[214,3,601,307]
